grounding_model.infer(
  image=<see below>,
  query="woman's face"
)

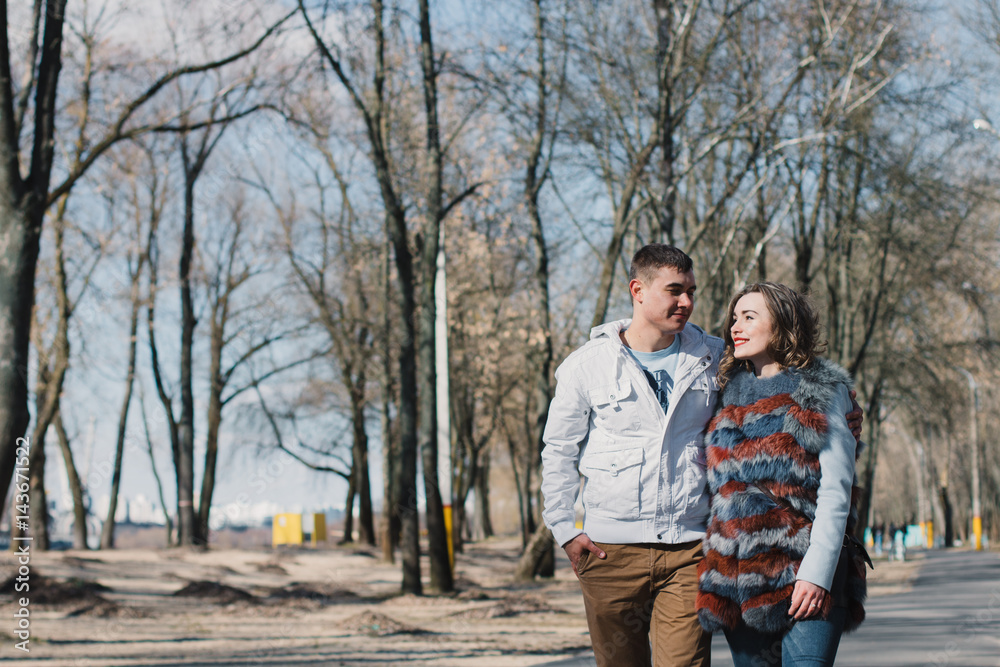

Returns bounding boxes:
[730,292,775,372]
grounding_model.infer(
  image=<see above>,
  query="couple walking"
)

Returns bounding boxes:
[541,244,867,667]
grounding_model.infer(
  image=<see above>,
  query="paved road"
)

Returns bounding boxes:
[540,549,1000,667]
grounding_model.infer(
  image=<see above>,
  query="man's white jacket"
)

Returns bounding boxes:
[541,319,724,548]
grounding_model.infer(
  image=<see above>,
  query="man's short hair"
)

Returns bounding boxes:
[629,244,694,285]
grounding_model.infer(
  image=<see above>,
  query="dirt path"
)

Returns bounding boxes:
[0,537,590,665]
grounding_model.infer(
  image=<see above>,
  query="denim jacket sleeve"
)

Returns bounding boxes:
[797,385,856,590]
[540,358,592,547]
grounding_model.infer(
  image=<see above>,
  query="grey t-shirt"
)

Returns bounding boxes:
[625,334,681,413]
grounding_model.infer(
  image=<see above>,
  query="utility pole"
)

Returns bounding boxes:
[435,229,454,570]
[955,366,982,550]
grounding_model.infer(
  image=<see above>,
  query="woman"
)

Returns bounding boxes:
[696,282,866,666]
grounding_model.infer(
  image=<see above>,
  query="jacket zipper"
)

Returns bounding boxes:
[618,341,711,540]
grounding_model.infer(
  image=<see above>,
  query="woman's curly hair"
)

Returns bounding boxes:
[717,282,826,389]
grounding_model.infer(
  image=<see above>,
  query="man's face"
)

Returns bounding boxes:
[631,266,696,336]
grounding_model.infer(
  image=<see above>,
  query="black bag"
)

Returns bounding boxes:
[844,533,874,580]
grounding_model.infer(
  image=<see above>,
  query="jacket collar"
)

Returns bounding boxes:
[590,318,713,360]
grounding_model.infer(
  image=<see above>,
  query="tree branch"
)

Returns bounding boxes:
[252,383,350,478]
[44,10,294,205]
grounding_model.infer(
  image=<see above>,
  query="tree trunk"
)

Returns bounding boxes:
[0,213,36,529]
[0,0,66,522]
[509,434,528,546]
[147,211,180,548]
[54,411,87,549]
[370,0,421,596]
[515,524,556,581]
[196,193,275,546]
[523,0,556,578]
[453,494,467,549]
[379,234,399,562]
[140,393,174,547]
[20,195,74,552]
[393,246,420,593]
[415,0,453,594]
[14,197,72,554]
[380,385,399,560]
[101,250,143,549]
[299,0,423,592]
[26,424,49,551]
[855,387,882,539]
[175,133,210,548]
[654,0,676,243]
[451,403,473,546]
[196,325,224,545]
[351,387,375,545]
[18,359,51,551]
[341,471,356,544]
[474,450,493,540]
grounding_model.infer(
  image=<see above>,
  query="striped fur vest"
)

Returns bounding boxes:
[696,358,866,634]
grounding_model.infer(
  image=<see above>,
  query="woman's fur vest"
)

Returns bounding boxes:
[696,357,866,634]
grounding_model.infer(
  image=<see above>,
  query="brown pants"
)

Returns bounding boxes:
[577,540,711,667]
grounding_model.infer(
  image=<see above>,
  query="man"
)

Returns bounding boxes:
[541,244,861,667]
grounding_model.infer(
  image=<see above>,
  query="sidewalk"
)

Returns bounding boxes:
[540,548,1000,667]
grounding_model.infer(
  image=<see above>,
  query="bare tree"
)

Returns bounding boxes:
[19,177,105,549]
[101,142,161,549]
[0,0,293,520]
[297,0,421,591]
[149,54,271,545]
[53,410,87,548]
[297,0,482,593]
[378,230,400,561]
[139,390,174,546]
[271,144,379,545]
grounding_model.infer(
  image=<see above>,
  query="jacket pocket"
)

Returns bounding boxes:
[683,442,710,513]
[580,447,644,519]
[587,379,641,434]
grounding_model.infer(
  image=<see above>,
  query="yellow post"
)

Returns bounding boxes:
[973,516,983,551]
[311,513,327,545]
[443,505,454,570]
[272,513,303,546]
[925,520,933,549]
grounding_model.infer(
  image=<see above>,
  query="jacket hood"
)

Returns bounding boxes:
[589,319,629,341]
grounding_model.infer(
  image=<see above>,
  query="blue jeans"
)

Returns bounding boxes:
[724,607,847,667]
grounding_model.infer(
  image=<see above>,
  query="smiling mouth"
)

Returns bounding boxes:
[733,338,748,346]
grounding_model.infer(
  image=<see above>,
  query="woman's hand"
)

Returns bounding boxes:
[788,580,828,620]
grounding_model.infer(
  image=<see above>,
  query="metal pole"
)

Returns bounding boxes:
[434,228,454,570]
[955,366,982,550]
[913,433,929,548]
